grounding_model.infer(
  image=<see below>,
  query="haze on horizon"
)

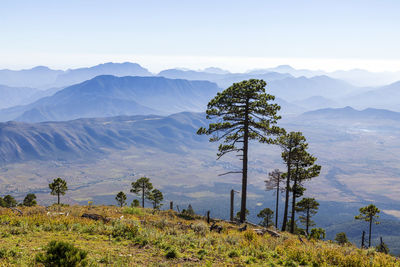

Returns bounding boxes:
[1,0,400,72]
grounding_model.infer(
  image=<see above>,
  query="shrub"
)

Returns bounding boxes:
[335,232,349,245]
[112,221,139,240]
[165,247,178,259]
[244,230,257,241]
[123,207,144,216]
[228,250,239,258]
[192,222,209,236]
[35,240,87,267]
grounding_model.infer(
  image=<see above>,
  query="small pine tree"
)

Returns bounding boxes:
[0,197,7,207]
[115,192,127,207]
[235,209,249,221]
[310,228,326,240]
[35,240,87,267]
[186,204,195,215]
[355,204,380,247]
[23,193,37,207]
[257,208,274,227]
[335,232,349,245]
[130,177,153,208]
[295,198,319,235]
[376,237,389,254]
[131,199,140,207]
[149,189,163,209]
[49,178,68,205]
[3,195,17,208]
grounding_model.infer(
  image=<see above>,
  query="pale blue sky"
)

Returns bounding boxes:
[1,0,400,72]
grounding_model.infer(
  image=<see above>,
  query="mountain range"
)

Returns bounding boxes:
[0,75,220,122]
[0,62,151,89]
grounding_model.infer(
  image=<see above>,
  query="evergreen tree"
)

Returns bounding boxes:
[3,195,17,208]
[235,209,249,221]
[149,189,163,209]
[131,199,140,207]
[115,191,127,207]
[279,131,320,232]
[197,79,283,222]
[49,178,68,205]
[310,228,326,240]
[257,208,274,227]
[295,197,319,235]
[376,237,389,254]
[335,232,349,245]
[130,177,153,208]
[355,204,380,247]
[265,169,284,228]
[23,193,37,207]
[0,197,6,207]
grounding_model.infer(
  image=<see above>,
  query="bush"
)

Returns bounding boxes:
[228,250,239,258]
[165,247,178,259]
[123,207,144,216]
[112,221,139,240]
[335,232,349,245]
[192,222,209,236]
[35,240,87,267]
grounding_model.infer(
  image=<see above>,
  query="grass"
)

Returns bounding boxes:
[0,205,398,266]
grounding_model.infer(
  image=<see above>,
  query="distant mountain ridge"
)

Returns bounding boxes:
[0,75,220,122]
[0,112,207,164]
[302,106,400,121]
[0,62,152,89]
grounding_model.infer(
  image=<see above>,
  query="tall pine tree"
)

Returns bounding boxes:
[198,79,283,222]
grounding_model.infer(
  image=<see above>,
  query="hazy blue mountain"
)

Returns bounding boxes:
[0,75,220,122]
[0,66,62,88]
[250,65,400,87]
[0,85,39,109]
[0,112,206,164]
[330,69,400,87]
[300,106,400,121]
[158,69,291,88]
[52,62,152,87]
[202,67,230,74]
[0,62,152,89]
[268,75,357,102]
[249,65,325,78]
[344,81,400,111]
[293,96,340,110]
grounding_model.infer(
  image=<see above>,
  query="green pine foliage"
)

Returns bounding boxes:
[197,79,283,222]
[35,240,87,267]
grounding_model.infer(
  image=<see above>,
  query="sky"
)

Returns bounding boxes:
[1,0,400,72]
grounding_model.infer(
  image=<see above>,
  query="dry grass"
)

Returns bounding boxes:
[0,205,398,266]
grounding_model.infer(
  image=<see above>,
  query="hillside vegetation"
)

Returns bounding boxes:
[0,205,398,266]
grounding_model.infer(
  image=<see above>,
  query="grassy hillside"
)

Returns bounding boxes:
[0,205,398,266]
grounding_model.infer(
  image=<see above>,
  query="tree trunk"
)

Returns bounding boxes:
[57,192,60,205]
[281,155,291,231]
[369,216,372,247]
[290,177,298,233]
[275,179,279,228]
[240,98,250,223]
[306,207,310,235]
[142,187,145,208]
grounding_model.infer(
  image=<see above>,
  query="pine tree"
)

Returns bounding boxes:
[115,191,127,207]
[49,178,68,205]
[355,204,380,247]
[295,197,319,235]
[23,193,37,207]
[335,232,349,245]
[265,169,284,228]
[257,208,274,227]
[278,131,320,232]
[197,79,283,222]
[3,195,17,208]
[149,189,163,209]
[130,177,153,208]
